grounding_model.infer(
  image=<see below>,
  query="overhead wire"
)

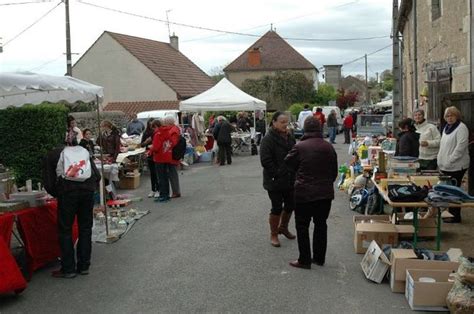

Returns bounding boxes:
[0,0,51,6]
[3,1,62,46]
[77,0,389,42]
[28,54,64,71]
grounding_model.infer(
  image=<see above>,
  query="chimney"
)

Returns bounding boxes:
[248,47,261,67]
[323,65,342,90]
[170,33,179,50]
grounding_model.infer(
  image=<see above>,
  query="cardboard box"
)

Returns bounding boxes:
[353,214,391,230]
[354,223,398,254]
[361,240,391,283]
[392,213,437,238]
[390,249,459,293]
[405,269,454,311]
[118,173,140,190]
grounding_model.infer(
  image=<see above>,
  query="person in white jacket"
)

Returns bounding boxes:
[437,106,470,223]
[413,109,440,170]
[297,104,313,131]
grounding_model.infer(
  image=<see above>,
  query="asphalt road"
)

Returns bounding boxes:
[1,133,418,313]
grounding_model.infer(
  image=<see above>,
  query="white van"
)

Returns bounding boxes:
[313,106,343,134]
[137,110,180,125]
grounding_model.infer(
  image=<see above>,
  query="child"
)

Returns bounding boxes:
[80,128,95,156]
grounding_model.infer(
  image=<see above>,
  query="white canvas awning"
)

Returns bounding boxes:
[0,72,104,108]
[179,78,266,112]
[373,99,392,108]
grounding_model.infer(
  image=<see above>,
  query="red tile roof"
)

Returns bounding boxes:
[224,31,316,72]
[104,101,180,118]
[106,32,215,99]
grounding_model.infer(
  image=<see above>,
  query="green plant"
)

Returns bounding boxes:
[0,103,69,186]
[288,103,305,118]
[312,83,337,106]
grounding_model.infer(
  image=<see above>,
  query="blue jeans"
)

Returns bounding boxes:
[329,127,337,143]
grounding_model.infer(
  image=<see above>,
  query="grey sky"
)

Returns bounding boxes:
[0,0,393,80]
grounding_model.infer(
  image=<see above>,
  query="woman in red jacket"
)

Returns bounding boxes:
[151,117,180,202]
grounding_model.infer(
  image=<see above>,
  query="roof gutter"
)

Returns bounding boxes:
[397,0,413,34]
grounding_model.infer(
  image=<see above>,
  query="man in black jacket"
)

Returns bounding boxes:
[213,116,233,166]
[44,141,101,278]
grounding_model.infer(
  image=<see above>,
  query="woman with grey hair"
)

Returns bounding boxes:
[413,109,440,170]
[437,106,470,223]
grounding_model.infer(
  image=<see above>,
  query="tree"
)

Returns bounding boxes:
[312,83,337,106]
[241,71,315,111]
[336,88,359,110]
[288,103,305,118]
[208,65,226,83]
[381,69,394,92]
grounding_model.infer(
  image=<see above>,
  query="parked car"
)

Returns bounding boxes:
[356,114,386,136]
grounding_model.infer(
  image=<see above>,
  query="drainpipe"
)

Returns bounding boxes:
[413,0,418,108]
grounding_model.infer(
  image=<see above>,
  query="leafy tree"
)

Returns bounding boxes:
[241,71,314,111]
[381,69,394,91]
[312,83,337,106]
[336,88,359,110]
[288,103,305,117]
[208,65,226,84]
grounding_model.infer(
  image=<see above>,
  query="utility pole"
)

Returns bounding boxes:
[65,0,72,76]
[166,9,172,37]
[392,0,402,131]
[413,0,418,108]
[365,54,369,106]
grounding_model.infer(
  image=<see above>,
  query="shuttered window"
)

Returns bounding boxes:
[426,68,451,123]
[432,0,441,21]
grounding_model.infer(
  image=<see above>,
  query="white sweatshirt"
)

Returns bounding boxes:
[297,109,313,128]
[415,120,440,160]
[437,122,470,172]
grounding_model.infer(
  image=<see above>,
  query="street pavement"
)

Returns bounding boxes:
[1,133,420,313]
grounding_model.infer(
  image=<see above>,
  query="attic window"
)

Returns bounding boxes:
[432,0,441,21]
[248,47,261,67]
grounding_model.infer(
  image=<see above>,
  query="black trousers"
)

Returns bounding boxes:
[147,157,159,192]
[156,163,170,198]
[419,159,438,171]
[267,189,294,215]
[57,190,94,273]
[295,199,332,265]
[343,127,351,143]
[441,169,467,221]
[218,143,232,165]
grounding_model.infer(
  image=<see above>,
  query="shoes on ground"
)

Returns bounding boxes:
[171,193,181,198]
[77,268,89,275]
[148,191,155,198]
[158,196,170,202]
[289,260,311,269]
[312,259,325,266]
[51,269,77,279]
[153,192,160,198]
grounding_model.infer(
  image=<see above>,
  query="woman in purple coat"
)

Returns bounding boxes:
[285,116,338,269]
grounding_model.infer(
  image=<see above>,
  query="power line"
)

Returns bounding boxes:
[3,1,61,46]
[77,0,389,42]
[28,54,63,71]
[0,0,51,6]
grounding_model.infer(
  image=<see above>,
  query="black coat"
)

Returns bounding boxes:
[260,128,296,191]
[213,120,232,144]
[395,130,420,157]
[285,131,338,202]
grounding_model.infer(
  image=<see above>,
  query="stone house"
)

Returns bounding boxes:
[340,75,367,105]
[223,30,319,90]
[397,0,471,121]
[72,31,214,116]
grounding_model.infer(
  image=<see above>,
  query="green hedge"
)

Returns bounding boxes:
[0,103,68,186]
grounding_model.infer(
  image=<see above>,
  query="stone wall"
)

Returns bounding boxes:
[71,111,128,138]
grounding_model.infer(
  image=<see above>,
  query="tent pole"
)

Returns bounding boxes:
[96,95,109,237]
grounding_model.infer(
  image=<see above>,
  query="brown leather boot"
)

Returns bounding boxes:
[278,211,296,239]
[269,214,281,247]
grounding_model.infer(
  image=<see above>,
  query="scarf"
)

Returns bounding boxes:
[444,120,461,135]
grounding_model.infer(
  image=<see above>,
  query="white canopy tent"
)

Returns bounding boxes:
[0,72,112,235]
[179,78,266,112]
[373,98,392,108]
[0,72,103,108]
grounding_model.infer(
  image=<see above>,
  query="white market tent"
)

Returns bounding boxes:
[0,72,112,235]
[0,72,103,108]
[179,78,266,112]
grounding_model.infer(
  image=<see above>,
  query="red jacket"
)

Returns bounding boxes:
[313,112,326,126]
[151,125,180,165]
[343,115,353,128]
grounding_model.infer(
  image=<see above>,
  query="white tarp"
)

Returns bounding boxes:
[0,72,104,108]
[179,78,266,111]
